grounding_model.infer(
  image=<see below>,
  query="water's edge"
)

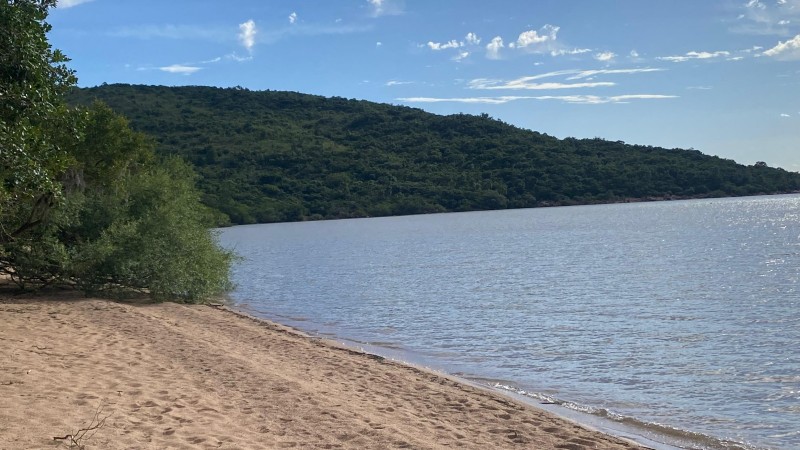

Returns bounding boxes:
[232,303,747,450]
[221,196,799,450]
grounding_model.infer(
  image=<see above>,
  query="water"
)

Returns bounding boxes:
[218,195,800,450]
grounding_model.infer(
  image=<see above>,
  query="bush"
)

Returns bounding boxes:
[68,157,235,301]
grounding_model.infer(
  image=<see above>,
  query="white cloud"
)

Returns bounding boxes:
[109,25,228,41]
[629,50,640,58]
[515,25,559,47]
[594,51,617,61]
[258,23,374,45]
[509,24,560,52]
[368,0,384,14]
[57,0,94,8]
[142,53,249,73]
[446,24,585,59]
[159,64,201,75]
[289,12,297,24]
[385,80,413,86]
[397,96,534,104]
[468,68,664,90]
[743,45,764,52]
[688,50,730,58]
[238,20,257,53]
[514,30,549,46]
[734,0,800,34]
[424,34,482,56]
[780,113,791,117]
[226,53,253,62]
[453,50,470,62]
[764,34,800,59]
[536,94,678,104]
[687,86,713,90]
[657,50,730,62]
[469,78,615,90]
[427,40,463,50]
[397,94,677,105]
[367,0,403,17]
[486,36,504,59]
[550,48,592,56]
[566,68,664,79]
[376,41,383,47]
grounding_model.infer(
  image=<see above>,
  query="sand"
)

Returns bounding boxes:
[0,293,645,449]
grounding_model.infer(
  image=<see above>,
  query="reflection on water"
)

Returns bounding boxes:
[220,194,800,450]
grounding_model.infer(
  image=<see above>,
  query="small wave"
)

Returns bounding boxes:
[746,375,800,383]
[768,430,800,439]
[489,382,760,450]
[364,341,405,350]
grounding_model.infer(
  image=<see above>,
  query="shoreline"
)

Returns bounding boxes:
[222,305,682,449]
[230,305,705,450]
[1,293,647,449]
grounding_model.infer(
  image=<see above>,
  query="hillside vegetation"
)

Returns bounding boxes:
[69,84,800,225]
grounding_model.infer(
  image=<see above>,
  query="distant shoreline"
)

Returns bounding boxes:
[1,293,646,449]
[217,191,800,227]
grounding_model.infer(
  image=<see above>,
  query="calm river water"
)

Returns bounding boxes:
[219,194,800,450]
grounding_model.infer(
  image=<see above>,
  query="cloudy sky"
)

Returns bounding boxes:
[49,0,800,171]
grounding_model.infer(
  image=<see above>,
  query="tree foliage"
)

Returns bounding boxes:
[0,2,233,302]
[68,84,800,225]
[57,103,234,301]
[1,0,77,242]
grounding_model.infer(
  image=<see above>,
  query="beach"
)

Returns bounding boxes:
[0,293,644,449]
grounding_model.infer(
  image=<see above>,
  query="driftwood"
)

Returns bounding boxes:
[53,403,110,449]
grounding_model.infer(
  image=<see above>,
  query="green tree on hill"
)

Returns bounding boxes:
[68,85,800,225]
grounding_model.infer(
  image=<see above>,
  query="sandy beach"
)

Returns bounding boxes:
[0,292,645,449]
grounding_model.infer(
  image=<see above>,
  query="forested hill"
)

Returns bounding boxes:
[69,84,800,225]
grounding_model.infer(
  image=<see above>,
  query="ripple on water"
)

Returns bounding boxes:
[221,194,800,450]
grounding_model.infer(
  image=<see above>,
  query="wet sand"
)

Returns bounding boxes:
[0,293,646,449]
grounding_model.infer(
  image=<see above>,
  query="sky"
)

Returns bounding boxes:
[48,0,800,172]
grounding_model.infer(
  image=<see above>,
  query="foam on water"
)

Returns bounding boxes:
[486,380,759,450]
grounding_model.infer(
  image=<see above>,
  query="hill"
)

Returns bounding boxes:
[68,84,800,225]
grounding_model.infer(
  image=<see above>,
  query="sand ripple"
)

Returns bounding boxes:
[0,294,644,449]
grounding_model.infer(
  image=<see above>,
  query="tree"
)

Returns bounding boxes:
[0,2,234,302]
[1,0,77,243]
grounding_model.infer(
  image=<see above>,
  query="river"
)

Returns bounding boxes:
[219,194,800,449]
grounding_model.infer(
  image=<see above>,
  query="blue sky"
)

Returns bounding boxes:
[49,0,800,171]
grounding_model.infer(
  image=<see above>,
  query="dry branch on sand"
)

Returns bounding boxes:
[53,403,111,449]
